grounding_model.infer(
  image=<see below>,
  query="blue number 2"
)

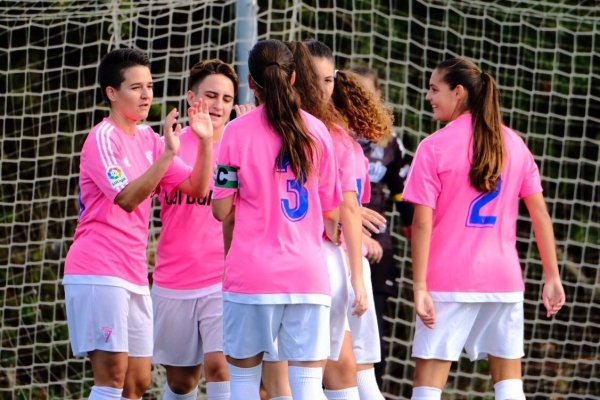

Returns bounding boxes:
[466,181,502,228]
[277,156,309,222]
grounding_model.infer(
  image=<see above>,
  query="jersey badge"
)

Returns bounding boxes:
[106,165,129,189]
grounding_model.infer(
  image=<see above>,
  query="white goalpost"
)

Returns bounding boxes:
[0,1,598,399]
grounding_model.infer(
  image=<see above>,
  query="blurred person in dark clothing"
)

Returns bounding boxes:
[352,66,414,388]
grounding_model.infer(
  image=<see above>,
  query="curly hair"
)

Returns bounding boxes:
[332,69,394,142]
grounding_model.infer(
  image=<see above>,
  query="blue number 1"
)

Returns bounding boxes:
[277,156,309,222]
[466,181,502,228]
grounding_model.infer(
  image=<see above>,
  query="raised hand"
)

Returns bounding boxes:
[234,103,256,117]
[164,108,182,156]
[542,276,565,318]
[188,98,214,141]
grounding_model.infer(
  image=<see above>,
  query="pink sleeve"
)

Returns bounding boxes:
[213,125,239,200]
[362,158,371,205]
[402,140,441,209]
[85,130,130,201]
[519,150,543,198]
[333,135,357,193]
[318,127,343,212]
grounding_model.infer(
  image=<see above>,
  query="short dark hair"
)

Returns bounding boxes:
[98,48,150,105]
[188,59,240,95]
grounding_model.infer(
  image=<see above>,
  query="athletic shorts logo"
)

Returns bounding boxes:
[214,165,239,189]
[101,326,113,342]
[106,165,128,189]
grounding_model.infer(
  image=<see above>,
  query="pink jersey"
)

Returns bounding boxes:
[153,127,223,294]
[331,126,357,194]
[341,139,371,255]
[213,105,342,305]
[63,118,192,293]
[403,114,543,298]
[352,140,372,206]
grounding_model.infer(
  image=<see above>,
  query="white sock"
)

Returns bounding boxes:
[494,379,525,400]
[324,387,360,399]
[88,386,123,400]
[288,366,326,400]
[411,386,442,400]
[163,382,198,400]
[228,363,262,400]
[206,381,231,400]
[270,397,293,400]
[357,368,384,400]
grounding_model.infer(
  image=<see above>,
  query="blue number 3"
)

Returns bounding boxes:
[277,156,309,222]
[466,181,502,228]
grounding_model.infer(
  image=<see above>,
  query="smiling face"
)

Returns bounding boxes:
[107,65,153,122]
[311,56,335,102]
[426,68,467,122]
[188,74,235,136]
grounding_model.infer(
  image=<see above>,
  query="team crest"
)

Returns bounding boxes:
[145,151,153,164]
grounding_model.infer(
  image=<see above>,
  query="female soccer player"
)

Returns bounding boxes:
[306,39,392,400]
[211,39,342,400]
[152,59,248,400]
[403,57,565,400]
[352,65,415,387]
[63,48,214,400]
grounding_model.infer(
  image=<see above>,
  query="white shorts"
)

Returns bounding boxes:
[347,257,381,364]
[412,301,525,361]
[152,291,224,366]
[325,241,351,361]
[64,284,153,357]
[224,302,330,362]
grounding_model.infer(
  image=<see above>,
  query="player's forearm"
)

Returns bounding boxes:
[186,137,213,199]
[411,204,433,289]
[339,194,364,280]
[525,194,561,281]
[222,209,235,256]
[115,151,174,212]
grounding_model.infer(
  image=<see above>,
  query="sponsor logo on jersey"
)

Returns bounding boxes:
[106,165,128,189]
[164,189,214,206]
[214,165,239,189]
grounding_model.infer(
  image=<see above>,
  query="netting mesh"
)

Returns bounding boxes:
[1,1,598,399]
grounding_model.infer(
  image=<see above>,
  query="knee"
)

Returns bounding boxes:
[204,360,230,382]
[167,375,199,394]
[132,374,152,397]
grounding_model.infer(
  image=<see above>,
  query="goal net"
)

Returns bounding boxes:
[1,0,598,399]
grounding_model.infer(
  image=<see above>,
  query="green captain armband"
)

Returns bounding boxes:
[214,165,239,189]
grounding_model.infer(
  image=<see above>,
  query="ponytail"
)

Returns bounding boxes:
[283,41,342,132]
[248,40,317,184]
[469,72,504,192]
[436,58,505,193]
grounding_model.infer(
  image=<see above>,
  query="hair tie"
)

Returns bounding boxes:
[334,69,339,78]
[250,74,263,89]
[267,62,280,67]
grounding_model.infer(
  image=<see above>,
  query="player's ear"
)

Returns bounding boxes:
[187,90,196,107]
[290,70,296,86]
[455,84,466,100]
[106,86,117,102]
[248,75,256,90]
